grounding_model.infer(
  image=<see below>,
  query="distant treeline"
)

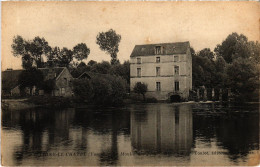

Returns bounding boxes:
[191,33,259,102]
[11,31,260,103]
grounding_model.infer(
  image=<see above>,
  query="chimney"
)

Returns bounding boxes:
[47,59,54,68]
[46,59,56,80]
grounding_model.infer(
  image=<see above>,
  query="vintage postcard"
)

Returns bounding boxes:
[1,1,259,166]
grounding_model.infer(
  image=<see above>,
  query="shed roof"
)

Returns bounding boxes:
[130,41,190,57]
[77,71,109,79]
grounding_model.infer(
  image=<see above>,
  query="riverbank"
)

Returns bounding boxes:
[2,97,259,111]
[2,99,37,111]
[2,96,72,111]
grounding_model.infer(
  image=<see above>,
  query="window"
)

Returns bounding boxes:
[137,68,141,77]
[174,55,179,62]
[155,46,162,54]
[175,81,179,91]
[156,57,160,63]
[60,88,65,95]
[64,78,68,85]
[174,66,179,75]
[156,67,160,76]
[137,58,141,64]
[156,82,161,91]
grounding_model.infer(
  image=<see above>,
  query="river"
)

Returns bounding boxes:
[1,103,259,166]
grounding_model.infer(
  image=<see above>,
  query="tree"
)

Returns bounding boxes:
[214,32,260,101]
[21,54,34,70]
[70,62,90,78]
[73,43,90,62]
[214,33,251,63]
[133,82,148,101]
[90,61,111,74]
[11,35,51,68]
[192,49,216,88]
[87,60,97,66]
[18,67,44,95]
[72,78,93,102]
[73,74,127,105]
[96,29,121,65]
[57,47,73,67]
[226,57,259,101]
[197,48,215,61]
[42,79,55,94]
[48,46,61,64]
[213,56,228,88]
[110,60,130,84]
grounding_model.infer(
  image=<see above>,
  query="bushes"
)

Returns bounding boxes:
[72,74,128,106]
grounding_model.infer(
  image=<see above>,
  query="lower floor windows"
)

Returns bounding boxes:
[156,82,161,91]
[175,81,179,91]
[60,88,65,95]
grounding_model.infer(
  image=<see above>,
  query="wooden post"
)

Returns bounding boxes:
[197,89,200,101]
[212,88,215,101]
[228,88,231,107]
[227,88,231,102]
[203,88,207,101]
[219,88,222,102]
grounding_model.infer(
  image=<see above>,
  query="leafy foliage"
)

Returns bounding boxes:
[12,35,90,69]
[96,29,121,64]
[57,47,74,67]
[72,78,93,102]
[192,33,259,102]
[72,74,127,106]
[109,60,130,84]
[90,61,111,74]
[73,43,90,62]
[214,32,260,63]
[226,58,259,101]
[12,36,51,68]
[18,67,44,95]
[133,82,148,101]
[42,79,55,94]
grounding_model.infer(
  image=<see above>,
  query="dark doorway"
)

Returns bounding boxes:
[170,95,181,102]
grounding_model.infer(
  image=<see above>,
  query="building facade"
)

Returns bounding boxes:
[130,42,192,101]
[2,67,74,97]
[41,67,74,97]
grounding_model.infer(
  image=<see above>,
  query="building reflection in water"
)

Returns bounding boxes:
[2,103,258,166]
[130,104,193,156]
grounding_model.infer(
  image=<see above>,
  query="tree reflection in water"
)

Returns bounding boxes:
[1,103,259,166]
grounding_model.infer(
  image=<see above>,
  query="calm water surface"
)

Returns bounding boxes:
[2,103,259,166]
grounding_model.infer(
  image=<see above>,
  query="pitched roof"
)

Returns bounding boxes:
[77,72,110,79]
[130,41,190,57]
[2,67,66,90]
[2,70,24,90]
[38,67,65,79]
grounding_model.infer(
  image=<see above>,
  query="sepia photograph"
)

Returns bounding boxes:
[1,1,259,166]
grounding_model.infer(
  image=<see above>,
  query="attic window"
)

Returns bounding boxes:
[141,48,146,52]
[155,46,162,54]
[137,58,141,64]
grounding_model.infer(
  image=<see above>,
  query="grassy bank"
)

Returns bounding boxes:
[2,99,37,111]
[2,96,73,111]
[26,96,72,108]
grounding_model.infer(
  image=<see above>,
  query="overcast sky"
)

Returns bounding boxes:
[2,1,259,70]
